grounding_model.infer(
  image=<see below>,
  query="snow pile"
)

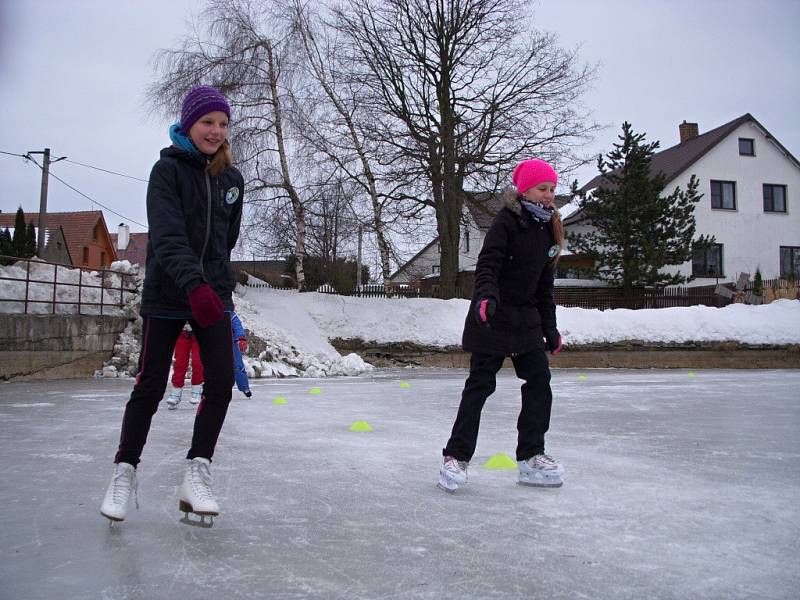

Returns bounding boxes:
[0,258,139,316]
[240,287,800,347]
[233,289,373,378]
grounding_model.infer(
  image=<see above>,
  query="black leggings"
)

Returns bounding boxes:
[114,315,234,467]
[444,350,552,462]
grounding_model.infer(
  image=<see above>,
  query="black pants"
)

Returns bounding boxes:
[444,350,552,462]
[114,315,234,467]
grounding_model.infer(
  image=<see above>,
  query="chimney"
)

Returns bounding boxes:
[117,223,130,250]
[679,121,699,143]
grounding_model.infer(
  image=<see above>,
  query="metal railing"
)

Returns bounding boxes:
[0,254,139,316]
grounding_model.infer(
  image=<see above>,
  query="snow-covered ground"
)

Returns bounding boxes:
[2,259,798,380]
[1,369,798,599]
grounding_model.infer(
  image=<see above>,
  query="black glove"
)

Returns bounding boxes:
[474,297,497,327]
[543,327,562,354]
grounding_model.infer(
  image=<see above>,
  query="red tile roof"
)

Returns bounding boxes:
[0,210,116,265]
[109,232,149,266]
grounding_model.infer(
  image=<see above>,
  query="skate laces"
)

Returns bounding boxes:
[112,464,139,509]
[444,455,468,474]
[190,461,215,501]
[531,453,559,469]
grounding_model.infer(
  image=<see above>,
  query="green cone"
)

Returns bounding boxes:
[349,420,373,432]
[483,453,517,470]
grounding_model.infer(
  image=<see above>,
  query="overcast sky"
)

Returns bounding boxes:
[1,0,798,239]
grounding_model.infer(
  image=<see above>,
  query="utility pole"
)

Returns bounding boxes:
[356,223,363,292]
[26,148,65,254]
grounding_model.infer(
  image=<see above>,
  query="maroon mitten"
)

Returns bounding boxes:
[188,284,224,328]
[543,328,563,355]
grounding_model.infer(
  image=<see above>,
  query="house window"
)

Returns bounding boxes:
[738,138,755,156]
[780,246,800,279]
[763,184,787,213]
[82,247,89,264]
[710,180,736,210]
[463,229,470,253]
[432,265,440,274]
[100,251,106,265]
[692,243,723,277]
[93,223,100,240]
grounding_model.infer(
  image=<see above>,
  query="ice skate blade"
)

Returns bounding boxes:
[180,513,214,528]
[436,482,458,494]
[101,511,124,524]
[517,478,563,488]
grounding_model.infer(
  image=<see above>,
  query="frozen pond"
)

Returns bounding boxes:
[1,368,798,599]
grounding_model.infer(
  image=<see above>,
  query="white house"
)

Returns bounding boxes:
[388,193,576,288]
[566,114,800,285]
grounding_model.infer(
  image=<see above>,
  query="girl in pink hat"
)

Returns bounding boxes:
[439,158,565,493]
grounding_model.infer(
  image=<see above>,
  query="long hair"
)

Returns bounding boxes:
[207,140,232,176]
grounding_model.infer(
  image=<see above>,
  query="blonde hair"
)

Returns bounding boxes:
[207,140,232,176]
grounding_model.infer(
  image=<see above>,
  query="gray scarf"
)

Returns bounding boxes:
[520,200,553,222]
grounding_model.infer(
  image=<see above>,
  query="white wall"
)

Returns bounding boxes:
[674,122,800,284]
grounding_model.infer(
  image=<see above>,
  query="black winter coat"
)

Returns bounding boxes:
[462,194,557,355]
[141,146,244,318]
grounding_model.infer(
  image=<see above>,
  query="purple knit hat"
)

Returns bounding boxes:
[512,159,558,194]
[180,86,231,133]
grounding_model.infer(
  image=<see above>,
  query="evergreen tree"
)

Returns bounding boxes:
[0,227,12,264]
[11,207,27,258]
[568,122,713,292]
[25,222,37,258]
[753,267,763,297]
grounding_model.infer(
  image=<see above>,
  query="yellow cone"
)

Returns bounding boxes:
[687,371,696,377]
[399,381,411,389]
[349,420,373,432]
[272,396,287,404]
[309,387,322,395]
[578,374,587,381]
[483,453,517,470]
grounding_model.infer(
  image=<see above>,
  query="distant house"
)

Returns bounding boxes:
[0,210,117,269]
[566,114,800,284]
[109,223,149,267]
[389,192,575,292]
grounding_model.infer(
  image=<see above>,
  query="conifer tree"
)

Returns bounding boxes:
[568,122,713,292]
[0,227,12,264]
[25,222,37,258]
[11,207,27,258]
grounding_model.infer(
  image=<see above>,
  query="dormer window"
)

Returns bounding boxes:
[738,138,755,156]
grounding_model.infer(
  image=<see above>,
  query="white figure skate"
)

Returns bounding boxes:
[189,385,202,405]
[518,454,564,487]
[438,455,468,494]
[100,462,138,524]
[165,386,183,410]
[179,457,219,528]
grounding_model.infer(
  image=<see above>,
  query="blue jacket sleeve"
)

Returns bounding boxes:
[231,312,245,339]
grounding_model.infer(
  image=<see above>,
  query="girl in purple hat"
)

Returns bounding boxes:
[100,86,244,527]
[439,158,565,493]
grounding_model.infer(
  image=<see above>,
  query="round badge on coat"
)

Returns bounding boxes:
[225,187,240,204]
[547,244,560,258]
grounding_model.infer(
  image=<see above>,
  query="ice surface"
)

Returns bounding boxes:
[1,368,798,599]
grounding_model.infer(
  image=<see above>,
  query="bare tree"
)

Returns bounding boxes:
[334,0,598,297]
[147,0,311,289]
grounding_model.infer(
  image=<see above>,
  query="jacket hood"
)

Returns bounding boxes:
[160,145,207,168]
[502,186,523,215]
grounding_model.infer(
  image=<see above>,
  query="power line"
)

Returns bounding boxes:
[63,158,149,183]
[24,154,148,228]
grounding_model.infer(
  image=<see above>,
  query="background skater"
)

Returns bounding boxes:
[439,158,565,493]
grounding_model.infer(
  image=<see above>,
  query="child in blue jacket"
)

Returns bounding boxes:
[231,312,251,398]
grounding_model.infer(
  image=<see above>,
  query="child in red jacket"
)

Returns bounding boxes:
[165,324,205,409]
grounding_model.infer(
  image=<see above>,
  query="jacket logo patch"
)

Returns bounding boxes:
[225,187,240,205]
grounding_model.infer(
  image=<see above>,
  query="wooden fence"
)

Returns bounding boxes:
[245,276,797,310]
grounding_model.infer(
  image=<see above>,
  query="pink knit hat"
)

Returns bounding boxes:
[512,159,558,194]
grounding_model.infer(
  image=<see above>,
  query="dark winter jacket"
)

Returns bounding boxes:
[462,192,557,355]
[141,146,244,318]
